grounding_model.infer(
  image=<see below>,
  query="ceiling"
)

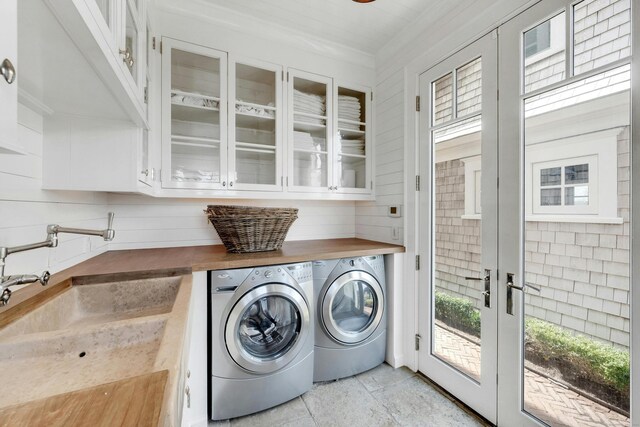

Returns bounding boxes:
[193,0,457,54]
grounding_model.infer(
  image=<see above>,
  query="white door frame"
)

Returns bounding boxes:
[417,32,498,424]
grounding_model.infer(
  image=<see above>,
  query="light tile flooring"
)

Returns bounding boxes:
[210,363,487,427]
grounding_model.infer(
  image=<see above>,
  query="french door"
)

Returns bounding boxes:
[418,0,634,425]
[417,31,499,424]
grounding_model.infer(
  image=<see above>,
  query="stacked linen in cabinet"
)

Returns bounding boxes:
[337,95,362,129]
[294,90,326,125]
[337,95,365,156]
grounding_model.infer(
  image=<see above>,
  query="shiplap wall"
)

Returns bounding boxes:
[107,195,355,250]
[355,69,405,244]
[0,105,109,277]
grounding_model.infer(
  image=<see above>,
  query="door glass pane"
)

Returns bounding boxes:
[170,49,221,184]
[337,87,367,189]
[433,73,453,125]
[522,64,630,426]
[292,77,328,188]
[125,2,138,83]
[332,280,377,333]
[234,64,277,185]
[239,296,300,359]
[94,0,111,29]
[456,57,482,117]
[431,59,484,383]
[524,12,566,93]
[573,0,631,75]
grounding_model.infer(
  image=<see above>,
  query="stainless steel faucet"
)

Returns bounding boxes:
[0,212,116,306]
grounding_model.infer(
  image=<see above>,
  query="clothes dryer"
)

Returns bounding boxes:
[312,255,386,382]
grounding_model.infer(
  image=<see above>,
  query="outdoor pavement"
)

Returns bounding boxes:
[434,325,629,427]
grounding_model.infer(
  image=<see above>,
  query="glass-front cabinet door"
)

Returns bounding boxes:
[91,0,118,49]
[334,83,372,194]
[229,57,283,191]
[161,38,227,189]
[122,0,143,95]
[287,69,333,193]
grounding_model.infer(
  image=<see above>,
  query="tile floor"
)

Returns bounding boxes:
[210,363,488,426]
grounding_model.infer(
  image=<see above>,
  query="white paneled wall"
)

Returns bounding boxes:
[107,195,356,250]
[356,69,405,244]
[0,105,109,276]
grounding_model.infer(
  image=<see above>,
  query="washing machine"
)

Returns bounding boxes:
[209,262,314,421]
[312,255,386,382]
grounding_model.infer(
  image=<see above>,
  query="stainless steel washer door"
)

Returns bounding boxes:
[226,283,310,374]
[322,271,384,345]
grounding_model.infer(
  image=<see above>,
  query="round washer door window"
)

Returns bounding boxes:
[226,283,310,374]
[322,271,384,345]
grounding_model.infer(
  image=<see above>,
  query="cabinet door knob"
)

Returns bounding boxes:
[222,181,226,187]
[1,59,16,84]
[141,169,149,177]
[229,181,233,187]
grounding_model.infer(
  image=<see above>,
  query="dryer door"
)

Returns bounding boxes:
[322,271,384,345]
[226,283,310,374]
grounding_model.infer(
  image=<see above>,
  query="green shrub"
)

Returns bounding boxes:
[434,291,481,337]
[434,292,630,396]
[525,318,630,391]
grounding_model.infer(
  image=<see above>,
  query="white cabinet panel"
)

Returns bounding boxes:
[0,0,22,155]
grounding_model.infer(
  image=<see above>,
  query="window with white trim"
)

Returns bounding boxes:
[461,155,481,219]
[533,156,596,214]
[525,128,620,222]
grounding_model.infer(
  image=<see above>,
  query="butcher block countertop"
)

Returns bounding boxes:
[0,371,168,427]
[0,238,404,426]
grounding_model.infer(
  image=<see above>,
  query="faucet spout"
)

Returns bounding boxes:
[0,271,51,307]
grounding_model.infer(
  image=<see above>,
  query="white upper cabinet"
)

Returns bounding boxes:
[333,83,372,194]
[287,69,333,194]
[46,0,148,126]
[230,57,283,192]
[0,0,22,155]
[161,37,228,190]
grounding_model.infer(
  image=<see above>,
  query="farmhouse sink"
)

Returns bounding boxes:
[0,317,166,407]
[0,274,192,421]
[0,276,181,338]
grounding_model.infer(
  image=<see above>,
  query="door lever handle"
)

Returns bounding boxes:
[466,269,491,308]
[506,273,542,315]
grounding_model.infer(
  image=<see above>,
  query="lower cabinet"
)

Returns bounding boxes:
[180,271,209,427]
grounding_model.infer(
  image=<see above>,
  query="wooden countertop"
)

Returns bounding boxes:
[0,370,168,427]
[1,239,403,315]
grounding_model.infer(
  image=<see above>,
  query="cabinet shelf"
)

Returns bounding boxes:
[236,100,277,111]
[339,152,366,159]
[172,103,220,123]
[235,112,276,132]
[236,141,276,154]
[172,135,220,144]
[294,148,328,155]
[172,89,220,102]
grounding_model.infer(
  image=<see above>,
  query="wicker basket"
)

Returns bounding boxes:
[204,205,298,253]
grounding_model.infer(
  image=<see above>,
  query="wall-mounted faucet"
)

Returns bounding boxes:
[0,212,116,307]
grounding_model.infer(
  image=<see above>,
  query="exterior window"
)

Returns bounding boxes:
[524,20,551,58]
[539,163,589,207]
[525,128,621,222]
[461,155,481,219]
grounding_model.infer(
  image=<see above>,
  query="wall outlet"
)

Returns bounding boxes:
[388,206,401,217]
[391,226,400,240]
